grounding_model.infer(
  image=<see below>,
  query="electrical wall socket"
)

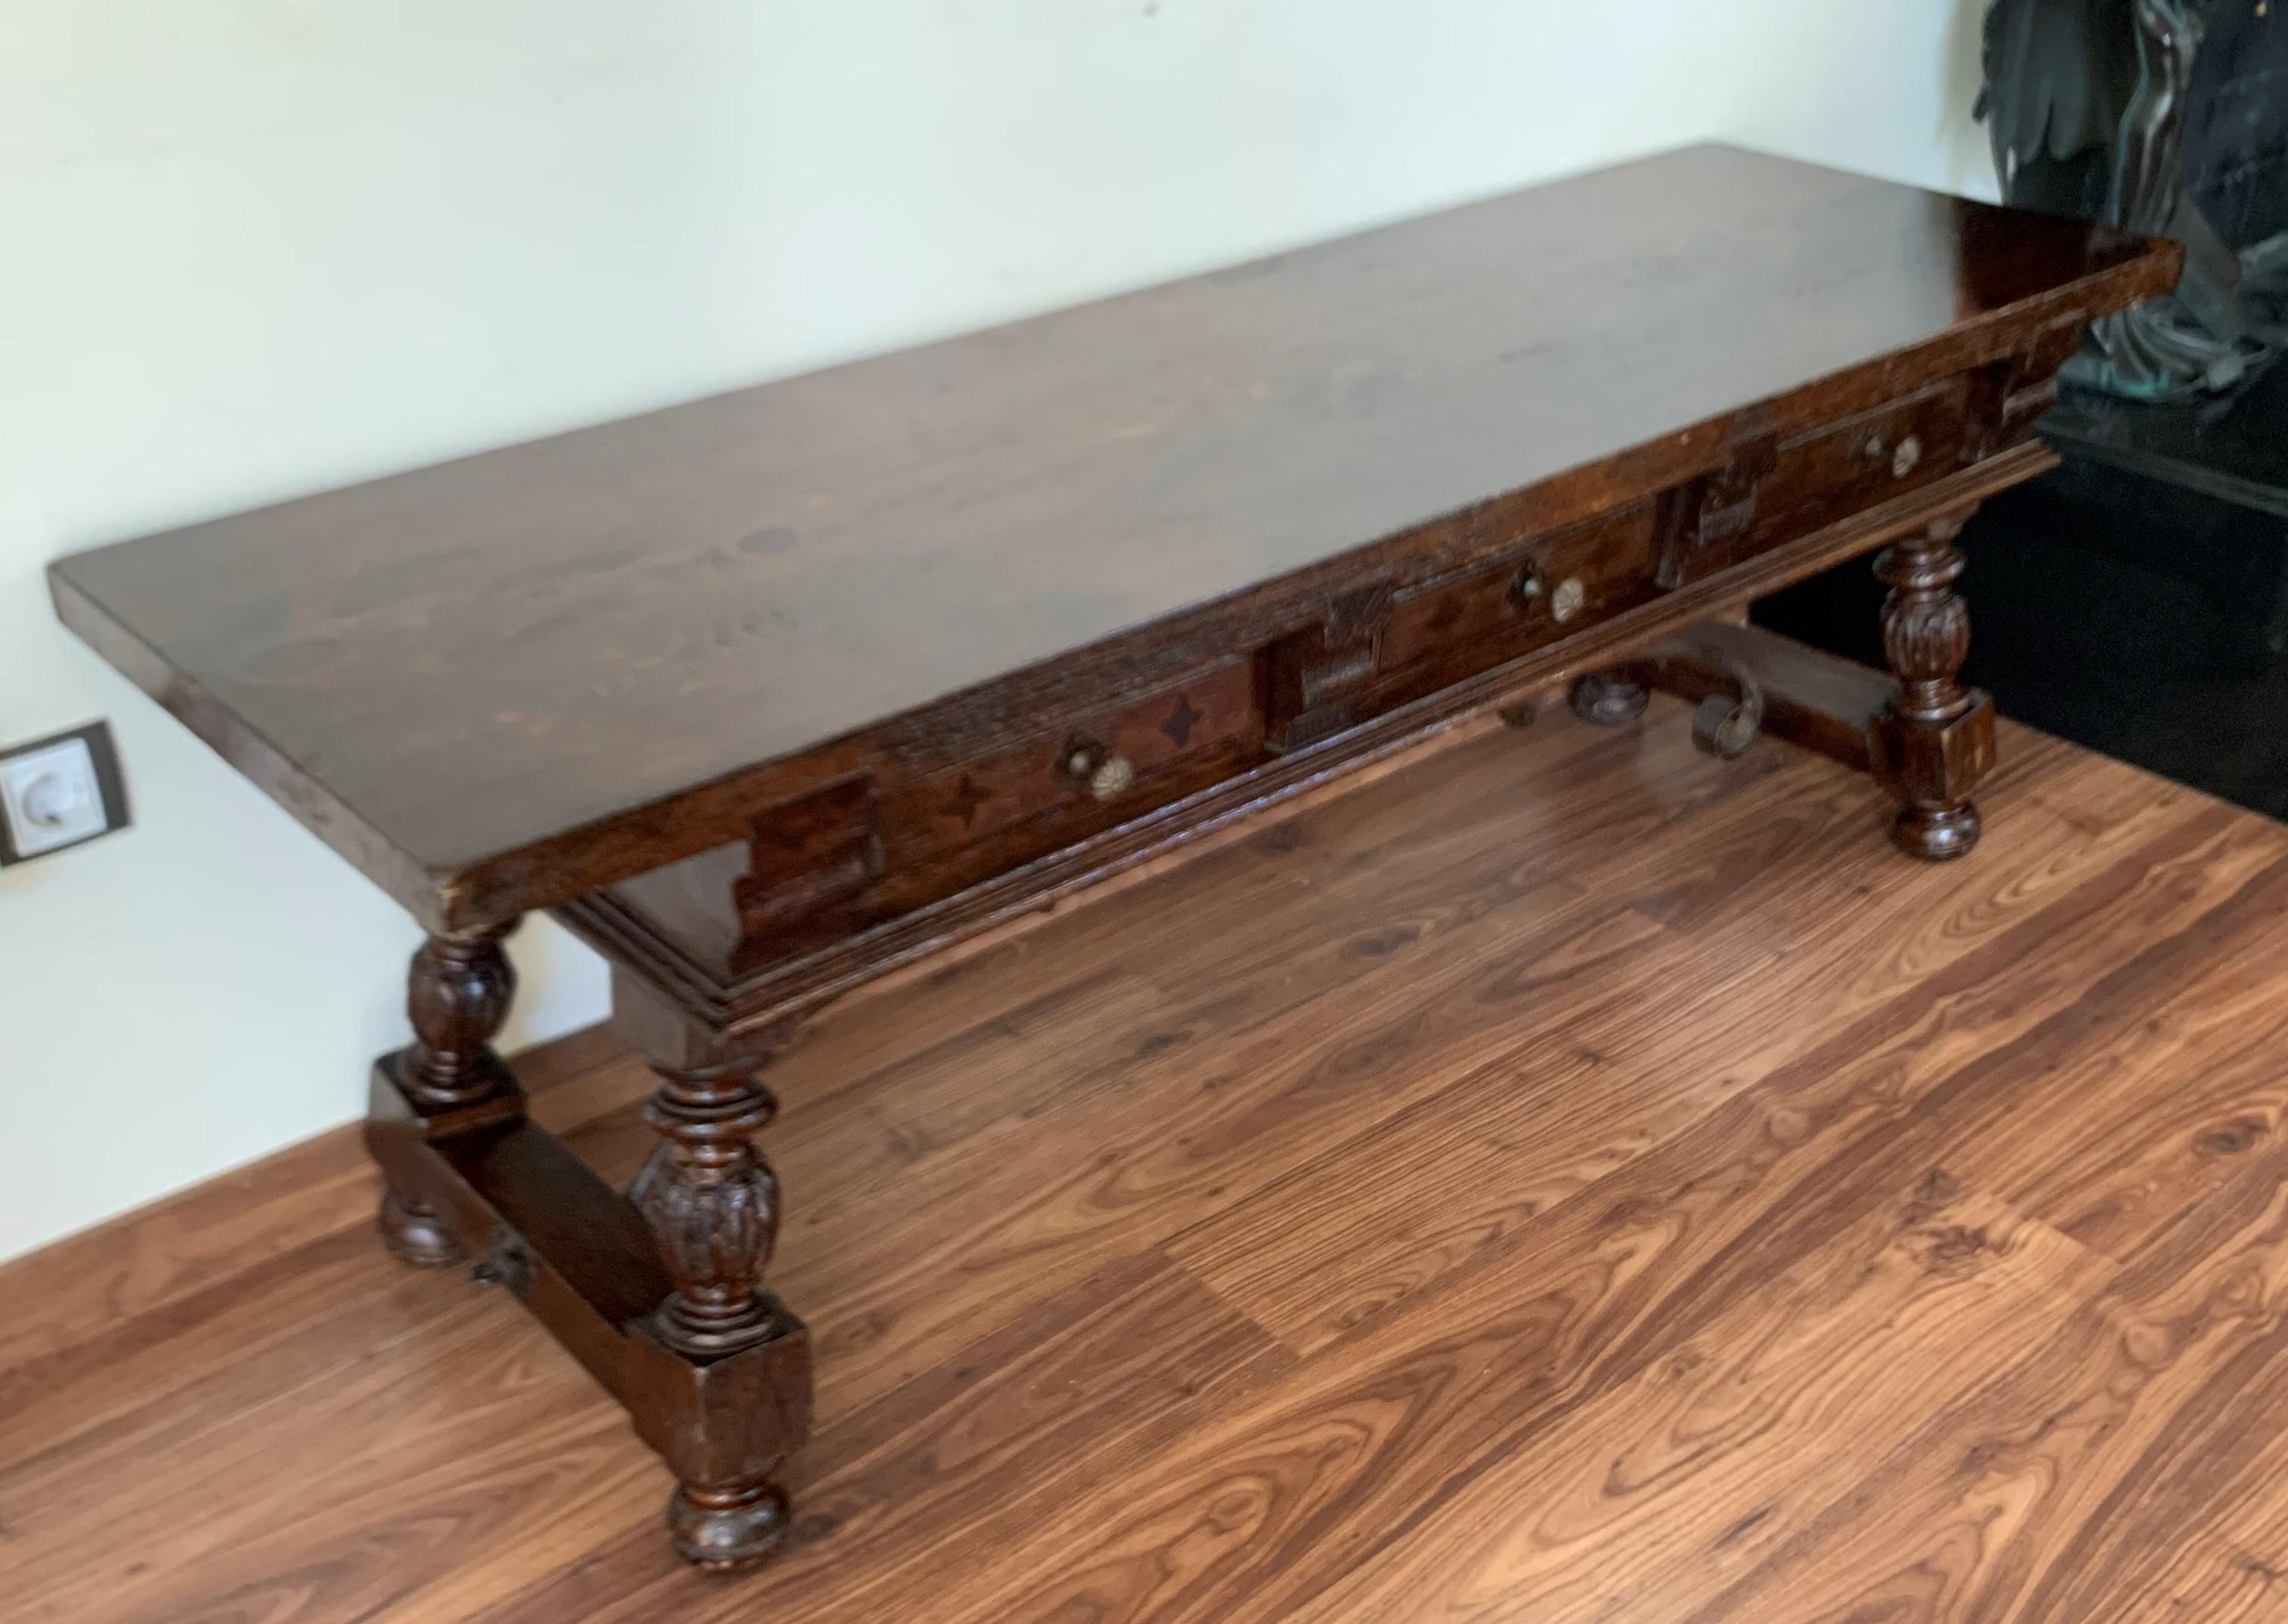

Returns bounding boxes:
[0,720,130,865]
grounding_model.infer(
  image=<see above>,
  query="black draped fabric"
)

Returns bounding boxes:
[2185,3,2288,249]
[1982,0,2135,220]
[1985,0,2287,248]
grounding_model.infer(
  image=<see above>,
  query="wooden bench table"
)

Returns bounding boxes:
[48,145,2177,1572]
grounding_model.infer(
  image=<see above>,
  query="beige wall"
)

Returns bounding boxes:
[0,0,1993,1261]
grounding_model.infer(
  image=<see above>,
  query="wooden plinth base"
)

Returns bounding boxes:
[364,1055,811,1571]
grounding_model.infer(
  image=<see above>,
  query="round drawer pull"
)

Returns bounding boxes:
[1089,754,1135,800]
[1060,737,1135,801]
[1512,571,1587,624]
[1891,434,1923,478]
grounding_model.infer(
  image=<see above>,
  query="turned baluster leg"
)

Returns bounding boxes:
[377,921,521,1265]
[1570,670,1650,726]
[1871,515,1996,860]
[633,1040,795,1568]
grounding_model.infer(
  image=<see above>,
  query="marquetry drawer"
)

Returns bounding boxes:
[872,658,1266,907]
[1382,504,1661,677]
[1661,378,1973,586]
[1266,503,1661,750]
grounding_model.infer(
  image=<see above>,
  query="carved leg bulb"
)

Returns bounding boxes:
[1871,516,1996,860]
[635,1048,794,1568]
[636,1060,782,1355]
[378,920,520,1266]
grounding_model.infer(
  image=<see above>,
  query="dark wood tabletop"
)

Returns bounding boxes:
[50,144,2174,929]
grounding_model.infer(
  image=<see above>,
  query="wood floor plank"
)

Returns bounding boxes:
[772,871,1640,1423]
[0,1022,636,1378]
[1281,1179,2114,1624]
[5,1253,648,1624]
[8,704,2288,1624]
[881,797,2283,1624]
[2104,1444,2288,1624]
[466,1253,1294,1624]
[1966,977,2288,1264]
[1648,1116,2288,1623]
[1167,730,2194,1355]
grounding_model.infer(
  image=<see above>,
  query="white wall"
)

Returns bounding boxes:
[0,0,1995,1263]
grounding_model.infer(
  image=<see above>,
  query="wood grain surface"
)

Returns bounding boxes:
[6,698,2284,1622]
[47,145,2174,930]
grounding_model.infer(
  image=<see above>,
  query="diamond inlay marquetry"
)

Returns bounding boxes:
[940,773,992,829]
[1161,695,1204,748]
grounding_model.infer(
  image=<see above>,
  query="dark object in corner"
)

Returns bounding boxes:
[1980,0,2288,398]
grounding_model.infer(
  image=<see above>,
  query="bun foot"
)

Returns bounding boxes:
[1891,801,1980,861]
[670,1479,792,1571]
[1571,671,1650,726]
[377,1190,465,1267]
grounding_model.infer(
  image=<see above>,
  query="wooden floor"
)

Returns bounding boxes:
[10,695,2288,1623]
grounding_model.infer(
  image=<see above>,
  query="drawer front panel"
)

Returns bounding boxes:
[1380,503,1660,679]
[1267,502,1660,750]
[873,658,1264,906]
[1761,379,1971,543]
[1662,379,1971,586]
